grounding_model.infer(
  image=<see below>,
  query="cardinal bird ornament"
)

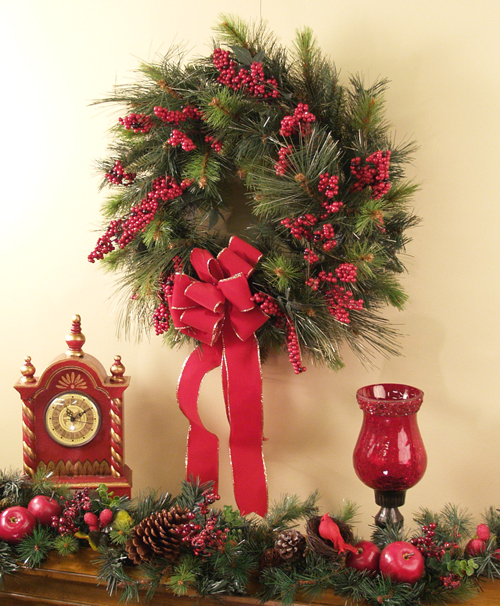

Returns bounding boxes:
[318,513,357,554]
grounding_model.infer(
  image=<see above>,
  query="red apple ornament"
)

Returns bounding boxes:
[379,541,425,584]
[0,506,37,544]
[345,540,381,574]
[465,538,486,557]
[28,495,62,526]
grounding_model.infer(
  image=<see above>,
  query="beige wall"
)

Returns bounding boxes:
[2,0,499,536]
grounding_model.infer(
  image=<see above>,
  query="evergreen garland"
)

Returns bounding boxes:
[89,14,419,373]
[2,471,500,604]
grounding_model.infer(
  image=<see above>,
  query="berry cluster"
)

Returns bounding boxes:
[205,135,223,153]
[410,522,458,562]
[274,145,293,176]
[324,286,363,324]
[167,129,196,152]
[440,573,462,589]
[305,270,337,291]
[350,150,391,199]
[118,113,153,134]
[83,509,113,533]
[318,173,339,198]
[51,488,92,536]
[178,513,228,557]
[251,292,281,316]
[153,105,203,124]
[212,48,280,99]
[279,103,316,137]
[105,160,136,186]
[285,319,306,374]
[177,489,228,557]
[88,219,123,263]
[335,262,358,283]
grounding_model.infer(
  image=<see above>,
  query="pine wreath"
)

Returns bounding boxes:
[89,15,419,373]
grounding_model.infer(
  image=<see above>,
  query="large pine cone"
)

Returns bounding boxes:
[125,505,191,564]
[275,529,306,561]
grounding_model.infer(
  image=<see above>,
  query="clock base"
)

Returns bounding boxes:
[51,465,132,497]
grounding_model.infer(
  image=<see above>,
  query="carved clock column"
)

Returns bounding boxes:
[14,315,132,496]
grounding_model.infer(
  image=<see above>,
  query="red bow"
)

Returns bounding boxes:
[168,236,269,516]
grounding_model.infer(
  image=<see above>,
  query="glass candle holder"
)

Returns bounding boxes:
[353,383,427,527]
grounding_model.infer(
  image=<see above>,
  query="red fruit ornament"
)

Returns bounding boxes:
[465,538,486,557]
[0,506,37,544]
[476,523,490,542]
[379,541,425,584]
[345,540,381,574]
[318,513,357,554]
[28,495,62,526]
[99,508,114,528]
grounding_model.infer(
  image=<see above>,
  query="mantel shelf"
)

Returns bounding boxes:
[0,549,499,605]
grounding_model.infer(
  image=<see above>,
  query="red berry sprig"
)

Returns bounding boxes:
[212,48,280,99]
[153,105,203,124]
[335,262,358,283]
[324,286,363,324]
[153,274,175,335]
[279,103,316,137]
[251,292,281,316]
[167,129,196,152]
[88,219,123,263]
[105,160,136,186]
[274,145,293,176]
[318,173,339,198]
[350,150,391,199]
[205,135,223,153]
[285,319,306,374]
[118,113,153,134]
[51,488,92,536]
[410,522,458,562]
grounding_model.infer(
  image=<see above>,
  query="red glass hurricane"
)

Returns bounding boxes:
[353,384,427,527]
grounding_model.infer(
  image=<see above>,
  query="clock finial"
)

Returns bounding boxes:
[110,355,126,383]
[65,314,86,357]
[20,356,36,383]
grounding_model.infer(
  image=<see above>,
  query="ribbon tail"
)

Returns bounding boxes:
[177,343,223,493]
[222,325,268,516]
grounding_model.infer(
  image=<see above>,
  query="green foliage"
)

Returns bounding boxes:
[0,541,18,586]
[53,534,80,556]
[16,527,53,568]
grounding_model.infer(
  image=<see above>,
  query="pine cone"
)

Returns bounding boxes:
[125,505,191,564]
[274,529,306,561]
[260,547,284,568]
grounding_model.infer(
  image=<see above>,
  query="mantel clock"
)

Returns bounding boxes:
[14,315,132,496]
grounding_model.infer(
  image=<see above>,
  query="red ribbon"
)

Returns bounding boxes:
[168,236,269,516]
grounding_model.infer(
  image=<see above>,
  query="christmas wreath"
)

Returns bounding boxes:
[89,15,419,374]
[1,470,500,606]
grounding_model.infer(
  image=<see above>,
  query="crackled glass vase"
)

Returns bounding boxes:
[353,383,427,527]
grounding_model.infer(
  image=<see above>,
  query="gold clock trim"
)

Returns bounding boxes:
[44,391,101,447]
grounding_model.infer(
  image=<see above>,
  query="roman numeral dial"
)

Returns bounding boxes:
[45,392,101,447]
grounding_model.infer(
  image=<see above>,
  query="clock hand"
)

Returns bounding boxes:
[65,409,76,423]
[75,407,91,419]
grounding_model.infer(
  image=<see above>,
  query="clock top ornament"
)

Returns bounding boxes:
[14,315,132,496]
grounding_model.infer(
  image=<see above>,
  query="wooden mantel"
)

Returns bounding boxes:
[0,549,499,605]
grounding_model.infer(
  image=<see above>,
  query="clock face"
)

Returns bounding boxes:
[44,392,101,447]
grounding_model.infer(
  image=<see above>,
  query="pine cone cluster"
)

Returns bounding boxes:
[125,505,191,564]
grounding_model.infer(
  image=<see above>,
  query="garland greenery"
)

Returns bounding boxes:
[1,470,500,605]
[89,15,419,373]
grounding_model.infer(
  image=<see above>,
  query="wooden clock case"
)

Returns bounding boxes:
[14,315,132,496]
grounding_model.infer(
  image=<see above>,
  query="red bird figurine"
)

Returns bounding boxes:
[318,513,357,554]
